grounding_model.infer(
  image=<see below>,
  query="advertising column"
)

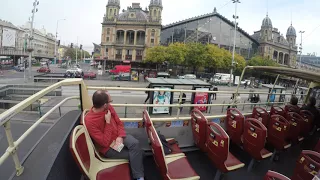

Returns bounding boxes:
[193,87,210,112]
[152,87,172,114]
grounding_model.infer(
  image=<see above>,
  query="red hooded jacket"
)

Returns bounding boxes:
[85,105,126,154]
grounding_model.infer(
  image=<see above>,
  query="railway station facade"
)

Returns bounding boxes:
[161,8,259,60]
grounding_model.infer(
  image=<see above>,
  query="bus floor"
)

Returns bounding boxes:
[143,135,319,180]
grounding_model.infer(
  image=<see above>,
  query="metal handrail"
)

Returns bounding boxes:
[0,96,79,174]
[87,86,293,95]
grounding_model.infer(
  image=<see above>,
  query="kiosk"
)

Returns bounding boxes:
[262,84,286,102]
[147,78,211,115]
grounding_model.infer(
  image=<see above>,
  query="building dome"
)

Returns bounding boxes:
[286,24,296,37]
[149,0,162,7]
[262,15,272,28]
[108,0,120,6]
[117,10,148,22]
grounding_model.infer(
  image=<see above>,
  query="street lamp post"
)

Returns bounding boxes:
[298,30,305,69]
[28,0,39,82]
[229,0,240,87]
[55,19,66,65]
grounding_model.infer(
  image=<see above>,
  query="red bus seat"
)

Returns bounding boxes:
[143,110,200,180]
[69,125,130,180]
[243,118,272,160]
[191,109,208,152]
[252,107,269,127]
[226,108,245,146]
[243,118,272,171]
[292,150,320,180]
[300,110,314,137]
[264,170,291,180]
[143,110,183,156]
[270,106,285,117]
[285,104,300,114]
[287,112,305,142]
[314,140,320,153]
[267,115,291,151]
[206,122,244,180]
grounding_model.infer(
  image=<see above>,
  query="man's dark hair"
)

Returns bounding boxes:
[290,96,298,106]
[309,97,317,107]
[92,90,109,108]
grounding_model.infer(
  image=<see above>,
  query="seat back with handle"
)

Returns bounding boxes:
[300,110,314,137]
[252,107,269,128]
[267,115,291,150]
[226,108,245,146]
[191,109,208,152]
[270,106,285,117]
[206,122,230,173]
[243,118,268,160]
[292,150,320,180]
[285,104,300,114]
[287,112,304,142]
[143,110,168,176]
[70,125,92,178]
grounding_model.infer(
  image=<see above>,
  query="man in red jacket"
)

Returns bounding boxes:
[85,90,145,180]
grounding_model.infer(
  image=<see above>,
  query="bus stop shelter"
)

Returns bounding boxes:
[147,78,211,115]
[262,84,286,102]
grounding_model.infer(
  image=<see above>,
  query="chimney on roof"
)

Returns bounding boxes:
[132,3,141,9]
[213,7,217,13]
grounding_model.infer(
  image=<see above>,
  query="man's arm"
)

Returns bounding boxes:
[86,120,114,148]
[109,105,126,137]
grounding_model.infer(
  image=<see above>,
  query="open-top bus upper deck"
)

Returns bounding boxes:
[0,66,320,180]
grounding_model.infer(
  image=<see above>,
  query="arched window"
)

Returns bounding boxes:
[153,10,156,17]
[109,9,112,15]
[158,10,160,17]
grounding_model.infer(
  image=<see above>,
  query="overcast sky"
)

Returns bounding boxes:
[1,0,320,55]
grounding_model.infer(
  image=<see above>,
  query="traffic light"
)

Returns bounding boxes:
[57,40,60,46]
[80,44,83,50]
[70,43,73,48]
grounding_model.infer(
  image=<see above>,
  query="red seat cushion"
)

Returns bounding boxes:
[167,139,183,154]
[167,156,199,179]
[225,152,244,170]
[260,148,272,159]
[96,163,131,180]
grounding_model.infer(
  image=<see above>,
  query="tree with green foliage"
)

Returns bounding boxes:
[247,55,279,66]
[203,44,225,70]
[166,43,187,65]
[63,48,91,60]
[185,43,206,72]
[234,53,246,74]
[145,46,167,64]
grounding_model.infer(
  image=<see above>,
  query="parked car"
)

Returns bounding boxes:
[37,67,51,73]
[13,64,25,72]
[183,74,197,79]
[83,71,97,79]
[64,71,83,78]
[157,72,170,78]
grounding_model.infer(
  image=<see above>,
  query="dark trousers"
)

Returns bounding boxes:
[105,135,144,179]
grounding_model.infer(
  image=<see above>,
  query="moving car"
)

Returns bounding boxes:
[37,67,51,73]
[66,67,83,74]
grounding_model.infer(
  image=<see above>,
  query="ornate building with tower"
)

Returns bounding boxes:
[251,14,298,67]
[100,0,162,63]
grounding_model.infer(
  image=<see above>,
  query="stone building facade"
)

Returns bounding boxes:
[251,15,298,67]
[100,0,162,62]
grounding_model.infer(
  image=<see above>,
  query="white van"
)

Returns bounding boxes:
[211,73,234,85]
